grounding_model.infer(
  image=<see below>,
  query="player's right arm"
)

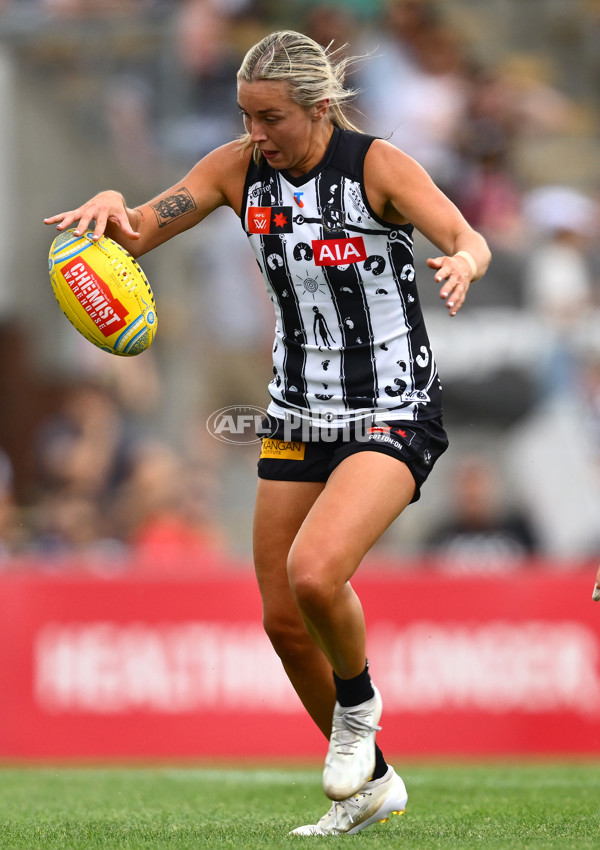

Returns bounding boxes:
[43,141,251,258]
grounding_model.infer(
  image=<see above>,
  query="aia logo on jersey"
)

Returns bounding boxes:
[312,237,367,267]
[248,206,293,234]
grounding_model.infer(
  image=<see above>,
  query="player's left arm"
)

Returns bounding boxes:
[365,139,491,316]
[44,141,249,258]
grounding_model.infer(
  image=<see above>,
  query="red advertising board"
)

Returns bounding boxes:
[1,568,599,760]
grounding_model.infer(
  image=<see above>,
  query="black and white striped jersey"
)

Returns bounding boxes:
[241,127,443,427]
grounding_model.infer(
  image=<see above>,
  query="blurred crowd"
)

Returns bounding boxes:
[0,0,599,574]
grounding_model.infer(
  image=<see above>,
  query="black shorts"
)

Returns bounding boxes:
[257,416,449,503]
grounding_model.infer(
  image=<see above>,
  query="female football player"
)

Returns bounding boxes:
[45,29,491,835]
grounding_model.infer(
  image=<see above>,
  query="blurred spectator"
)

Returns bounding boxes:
[303,3,358,53]
[33,380,131,501]
[452,64,525,248]
[26,380,133,568]
[111,439,226,574]
[498,54,578,139]
[160,0,245,163]
[104,74,162,183]
[27,381,230,571]
[68,342,163,429]
[28,490,128,572]
[358,0,469,189]
[523,185,599,400]
[426,454,539,573]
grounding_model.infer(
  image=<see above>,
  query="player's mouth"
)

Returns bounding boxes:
[261,149,279,161]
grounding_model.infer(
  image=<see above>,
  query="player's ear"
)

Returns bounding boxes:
[311,99,330,121]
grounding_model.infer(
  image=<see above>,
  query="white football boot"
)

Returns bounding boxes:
[322,686,382,801]
[290,766,407,836]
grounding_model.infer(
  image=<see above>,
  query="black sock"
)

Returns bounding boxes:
[372,744,388,781]
[332,661,374,707]
[332,662,388,782]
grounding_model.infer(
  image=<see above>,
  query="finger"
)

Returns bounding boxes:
[44,211,79,230]
[71,210,96,238]
[441,281,466,316]
[446,294,459,316]
[439,275,456,301]
[434,261,458,286]
[107,213,140,240]
[438,271,471,315]
[90,209,108,241]
[447,297,461,316]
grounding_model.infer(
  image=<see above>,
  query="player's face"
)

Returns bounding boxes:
[237,80,331,176]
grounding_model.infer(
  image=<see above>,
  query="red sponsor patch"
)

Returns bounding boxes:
[248,206,293,234]
[62,258,129,337]
[273,211,288,229]
[248,207,272,233]
[367,426,408,438]
[312,236,367,267]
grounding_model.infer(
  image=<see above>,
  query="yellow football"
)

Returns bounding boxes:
[48,229,157,356]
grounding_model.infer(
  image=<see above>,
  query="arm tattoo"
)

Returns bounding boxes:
[151,187,197,228]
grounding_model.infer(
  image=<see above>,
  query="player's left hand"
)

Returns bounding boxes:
[428,254,473,317]
[44,191,140,243]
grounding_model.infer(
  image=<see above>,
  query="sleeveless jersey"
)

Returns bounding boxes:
[241,127,443,427]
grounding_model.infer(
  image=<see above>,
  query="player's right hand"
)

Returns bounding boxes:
[43,190,140,242]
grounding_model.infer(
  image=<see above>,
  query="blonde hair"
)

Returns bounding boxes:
[237,30,363,160]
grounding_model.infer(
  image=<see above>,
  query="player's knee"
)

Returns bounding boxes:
[286,548,338,616]
[262,608,309,658]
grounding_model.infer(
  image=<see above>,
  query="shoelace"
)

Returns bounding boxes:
[330,790,372,830]
[330,706,382,755]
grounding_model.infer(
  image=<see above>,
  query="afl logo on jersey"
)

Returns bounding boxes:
[248,206,294,234]
[312,236,367,267]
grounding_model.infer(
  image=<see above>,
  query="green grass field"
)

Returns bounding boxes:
[0,761,599,849]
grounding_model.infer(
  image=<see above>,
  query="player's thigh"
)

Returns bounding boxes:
[253,477,325,612]
[288,451,416,585]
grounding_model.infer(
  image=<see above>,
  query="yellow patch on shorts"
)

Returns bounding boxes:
[260,439,306,460]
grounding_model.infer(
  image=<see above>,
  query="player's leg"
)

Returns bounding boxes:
[253,460,410,835]
[287,450,416,682]
[286,450,416,801]
[253,474,392,782]
[253,477,336,736]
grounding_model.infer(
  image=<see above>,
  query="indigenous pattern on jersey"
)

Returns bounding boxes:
[241,127,443,426]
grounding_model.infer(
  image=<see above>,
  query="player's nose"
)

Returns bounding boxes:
[249,121,268,143]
